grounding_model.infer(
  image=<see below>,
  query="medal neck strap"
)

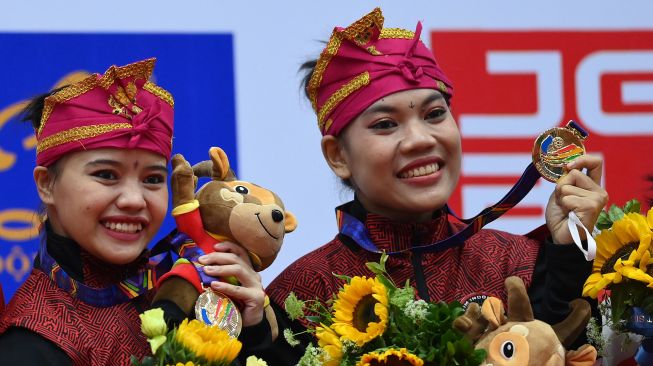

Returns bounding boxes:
[39,230,176,308]
[170,234,218,286]
[337,163,541,254]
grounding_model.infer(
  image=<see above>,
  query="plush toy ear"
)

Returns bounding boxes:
[481,297,506,331]
[208,147,237,181]
[452,302,489,342]
[565,344,597,366]
[284,211,298,233]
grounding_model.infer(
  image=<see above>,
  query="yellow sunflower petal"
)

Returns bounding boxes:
[641,249,652,271]
[316,324,342,366]
[647,207,653,229]
[356,348,424,366]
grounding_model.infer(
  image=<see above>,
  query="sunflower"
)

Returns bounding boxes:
[315,323,343,366]
[583,209,653,299]
[356,348,424,366]
[174,319,242,365]
[331,276,389,346]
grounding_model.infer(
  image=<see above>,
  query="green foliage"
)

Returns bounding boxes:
[596,199,641,230]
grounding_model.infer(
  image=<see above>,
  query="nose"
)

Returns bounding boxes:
[271,209,284,222]
[399,119,437,153]
[116,181,147,211]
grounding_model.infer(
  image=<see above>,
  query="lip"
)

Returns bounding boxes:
[397,156,443,186]
[100,215,148,242]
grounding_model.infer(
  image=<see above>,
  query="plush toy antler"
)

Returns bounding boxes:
[453,276,597,366]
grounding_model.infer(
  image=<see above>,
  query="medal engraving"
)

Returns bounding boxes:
[532,120,587,182]
[195,289,242,338]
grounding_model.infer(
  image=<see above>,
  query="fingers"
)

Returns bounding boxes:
[198,242,259,288]
[565,154,603,185]
[210,280,265,327]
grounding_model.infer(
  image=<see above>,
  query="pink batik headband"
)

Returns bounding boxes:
[35,58,174,167]
[308,8,454,136]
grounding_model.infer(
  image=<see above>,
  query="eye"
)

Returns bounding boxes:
[500,341,515,359]
[91,170,117,180]
[143,174,166,185]
[370,119,397,130]
[235,185,249,194]
[425,108,446,121]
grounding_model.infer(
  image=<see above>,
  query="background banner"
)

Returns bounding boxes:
[1,0,652,301]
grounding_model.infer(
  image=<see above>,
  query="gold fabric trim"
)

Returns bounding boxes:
[317,72,370,132]
[38,58,163,136]
[37,123,132,154]
[379,28,415,39]
[308,8,384,112]
[143,81,174,108]
[308,36,343,112]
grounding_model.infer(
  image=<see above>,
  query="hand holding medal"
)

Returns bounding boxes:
[534,121,608,259]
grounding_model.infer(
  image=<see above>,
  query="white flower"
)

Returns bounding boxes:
[283,329,300,347]
[404,299,429,321]
[246,355,269,366]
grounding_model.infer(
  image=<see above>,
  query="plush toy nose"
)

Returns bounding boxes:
[272,209,284,222]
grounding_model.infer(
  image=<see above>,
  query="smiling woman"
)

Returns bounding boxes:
[0,58,176,365]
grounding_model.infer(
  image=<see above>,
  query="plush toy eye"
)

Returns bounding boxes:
[235,185,249,194]
[500,341,514,359]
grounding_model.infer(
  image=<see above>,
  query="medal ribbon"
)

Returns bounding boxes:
[337,163,542,254]
[169,233,219,286]
[39,230,177,308]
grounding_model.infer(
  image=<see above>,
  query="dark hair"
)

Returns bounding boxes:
[22,88,67,223]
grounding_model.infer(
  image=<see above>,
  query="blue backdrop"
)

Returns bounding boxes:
[0,33,237,301]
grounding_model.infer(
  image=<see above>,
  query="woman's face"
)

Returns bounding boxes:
[326,88,462,222]
[36,148,168,265]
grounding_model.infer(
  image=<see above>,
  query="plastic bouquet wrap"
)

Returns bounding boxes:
[283,254,486,366]
[582,200,653,364]
[131,308,242,366]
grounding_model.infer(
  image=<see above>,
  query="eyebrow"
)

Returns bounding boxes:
[86,159,168,173]
[360,91,446,117]
[419,92,445,109]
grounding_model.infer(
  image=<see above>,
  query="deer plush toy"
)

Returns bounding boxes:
[453,276,597,366]
[154,147,297,337]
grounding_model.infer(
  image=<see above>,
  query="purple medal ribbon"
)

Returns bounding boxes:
[169,233,218,285]
[39,230,177,308]
[337,163,541,254]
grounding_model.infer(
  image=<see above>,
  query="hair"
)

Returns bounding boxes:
[22,87,68,224]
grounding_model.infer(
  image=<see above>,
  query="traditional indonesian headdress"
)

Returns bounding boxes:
[35,58,174,167]
[308,8,454,136]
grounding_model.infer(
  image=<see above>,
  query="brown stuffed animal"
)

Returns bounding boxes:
[154,146,297,338]
[453,276,597,366]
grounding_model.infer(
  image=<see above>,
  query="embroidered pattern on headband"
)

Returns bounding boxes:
[36,123,132,154]
[38,59,158,137]
[143,81,174,108]
[318,72,370,132]
[379,28,415,39]
[308,8,384,113]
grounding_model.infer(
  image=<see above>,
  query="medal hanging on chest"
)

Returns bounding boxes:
[532,120,588,182]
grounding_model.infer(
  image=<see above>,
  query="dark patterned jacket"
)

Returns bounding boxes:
[0,226,152,365]
[251,199,592,365]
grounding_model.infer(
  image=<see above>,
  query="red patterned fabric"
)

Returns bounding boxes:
[267,208,541,327]
[0,262,152,365]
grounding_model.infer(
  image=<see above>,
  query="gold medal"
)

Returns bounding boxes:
[532,120,588,182]
[195,288,242,338]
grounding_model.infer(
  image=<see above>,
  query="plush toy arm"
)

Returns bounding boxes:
[171,154,197,208]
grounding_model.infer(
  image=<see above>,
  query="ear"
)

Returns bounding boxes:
[33,166,55,205]
[321,135,351,180]
[481,297,506,330]
[284,211,298,233]
[209,147,231,180]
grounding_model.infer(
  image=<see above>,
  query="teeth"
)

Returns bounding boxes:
[399,163,439,179]
[104,221,143,233]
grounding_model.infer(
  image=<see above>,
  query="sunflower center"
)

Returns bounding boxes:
[602,242,640,274]
[353,294,380,332]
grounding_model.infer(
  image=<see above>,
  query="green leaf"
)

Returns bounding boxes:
[608,204,625,223]
[366,262,384,276]
[624,199,641,214]
[596,211,613,230]
[332,272,352,283]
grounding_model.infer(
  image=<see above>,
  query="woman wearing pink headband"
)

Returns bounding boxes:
[0,59,267,365]
[246,8,608,364]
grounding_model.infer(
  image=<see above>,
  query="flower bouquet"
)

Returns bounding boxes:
[582,199,653,363]
[131,308,242,366]
[284,254,486,366]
